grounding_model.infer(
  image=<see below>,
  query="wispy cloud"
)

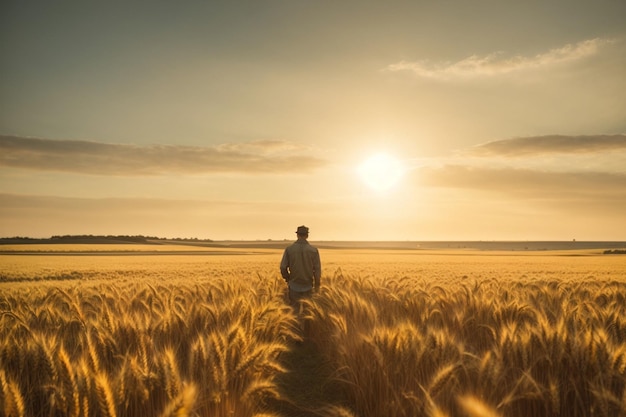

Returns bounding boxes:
[387,38,612,80]
[216,140,310,154]
[468,134,626,157]
[0,135,326,175]
[419,165,626,205]
[418,133,626,205]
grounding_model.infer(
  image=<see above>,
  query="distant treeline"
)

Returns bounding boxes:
[603,249,626,255]
[0,235,214,244]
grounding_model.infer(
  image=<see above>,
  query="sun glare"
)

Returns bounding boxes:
[357,153,405,192]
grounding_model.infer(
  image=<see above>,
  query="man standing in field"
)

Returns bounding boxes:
[280,225,321,306]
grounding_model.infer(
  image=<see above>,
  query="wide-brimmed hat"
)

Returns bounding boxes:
[295,225,309,234]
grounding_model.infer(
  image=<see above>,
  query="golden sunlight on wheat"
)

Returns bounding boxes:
[305,271,626,416]
[0,248,625,416]
[0,275,297,417]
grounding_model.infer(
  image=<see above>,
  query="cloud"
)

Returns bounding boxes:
[419,165,626,200]
[387,38,612,80]
[216,140,311,154]
[0,135,326,175]
[468,134,626,157]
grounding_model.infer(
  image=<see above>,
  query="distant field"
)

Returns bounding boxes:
[2,238,625,252]
[0,243,273,257]
[1,243,624,283]
[1,246,625,416]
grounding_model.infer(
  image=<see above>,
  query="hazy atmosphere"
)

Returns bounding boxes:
[1,1,625,240]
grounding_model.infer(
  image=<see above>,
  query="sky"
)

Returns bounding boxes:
[1,1,625,241]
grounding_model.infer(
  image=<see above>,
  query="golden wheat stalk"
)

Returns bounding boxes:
[158,383,197,417]
[458,395,502,417]
[95,372,117,417]
[1,369,26,417]
[58,346,81,417]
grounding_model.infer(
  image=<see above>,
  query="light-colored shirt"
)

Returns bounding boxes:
[280,239,321,292]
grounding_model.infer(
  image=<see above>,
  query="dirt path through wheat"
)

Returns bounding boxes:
[267,338,345,416]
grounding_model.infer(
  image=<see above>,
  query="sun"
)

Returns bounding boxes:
[357,153,406,192]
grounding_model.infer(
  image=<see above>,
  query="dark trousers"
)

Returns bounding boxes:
[288,289,312,339]
[288,288,312,306]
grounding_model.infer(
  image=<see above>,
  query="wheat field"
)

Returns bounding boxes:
[1,245,625,416]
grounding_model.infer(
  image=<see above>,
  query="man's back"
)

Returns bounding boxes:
[280,239,321,292]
